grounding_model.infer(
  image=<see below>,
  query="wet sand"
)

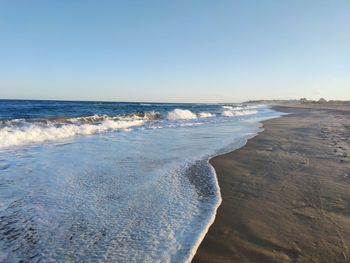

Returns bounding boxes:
[193,106,350,263]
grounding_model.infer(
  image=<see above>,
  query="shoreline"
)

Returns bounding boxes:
[188,130,268,263]
[193,106,350,262]
[188,113,282,262]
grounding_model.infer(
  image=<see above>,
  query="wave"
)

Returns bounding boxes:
[167,109,197,120]
[167,109,216,120]
[222,105,244,110]
[198,112,215,118]
[0,109,210,148]
[222,109,258,117]
[0,117,146,149]
[221,105,258,117]
[67,111,161,123]
[0,106,263,148]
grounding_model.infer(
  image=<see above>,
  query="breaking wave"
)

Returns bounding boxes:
[167,109,215,120]
[167,109,197,120]
[198,112,215,118]
[221,105,258,117]
[0,118,145,149]
[0,106,260,149]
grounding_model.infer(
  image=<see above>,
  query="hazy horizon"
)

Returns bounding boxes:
[0,97,347,105]
[1,1,349,102]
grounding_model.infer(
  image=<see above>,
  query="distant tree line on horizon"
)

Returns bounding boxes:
[245,98,349,105]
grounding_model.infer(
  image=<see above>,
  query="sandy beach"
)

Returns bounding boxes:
[193,106,350,263]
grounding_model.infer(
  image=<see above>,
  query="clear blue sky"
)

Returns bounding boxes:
[0,0,349,102]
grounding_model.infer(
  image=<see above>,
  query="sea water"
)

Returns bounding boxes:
[0,100,282,262]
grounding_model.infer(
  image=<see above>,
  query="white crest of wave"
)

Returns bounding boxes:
[222,109,258,117]
[222,105,244,110]
[198,112,215,118]
[167,109,197,120]
[0,119,145,148]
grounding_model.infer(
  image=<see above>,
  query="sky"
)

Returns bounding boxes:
[0,0,349,103]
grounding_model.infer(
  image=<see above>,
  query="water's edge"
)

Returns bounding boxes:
[187,115,282,262]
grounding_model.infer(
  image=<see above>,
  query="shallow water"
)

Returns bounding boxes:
[0,101,282,262]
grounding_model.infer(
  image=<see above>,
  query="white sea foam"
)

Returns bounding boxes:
[167,110,214,120]
[222,109,258,117]
[222,105,243,110]
[185,163,221,263]
[198,112,214,118]
[221,105,258,117]
[167,109,197,120]
[0,118,145,148]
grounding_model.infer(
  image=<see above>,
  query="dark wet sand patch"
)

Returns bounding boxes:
[193,106,350,263]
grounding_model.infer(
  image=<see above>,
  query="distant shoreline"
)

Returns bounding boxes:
[193,105,350,262]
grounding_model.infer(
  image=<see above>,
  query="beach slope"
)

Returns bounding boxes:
[193,107,350,263]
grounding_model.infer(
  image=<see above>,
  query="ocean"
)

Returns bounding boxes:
[0,100,282,262]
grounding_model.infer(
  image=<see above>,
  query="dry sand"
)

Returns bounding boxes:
[193,106,350,263]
